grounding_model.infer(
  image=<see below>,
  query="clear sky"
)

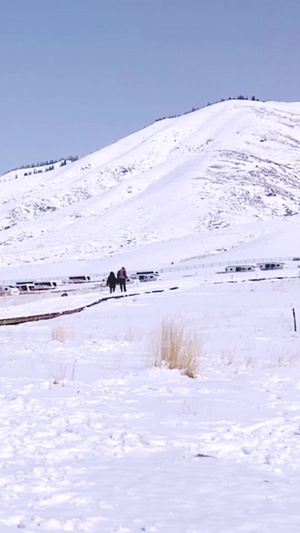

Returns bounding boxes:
[1,0,300,175]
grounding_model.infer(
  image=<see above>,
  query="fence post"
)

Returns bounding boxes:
[292,308,297,332]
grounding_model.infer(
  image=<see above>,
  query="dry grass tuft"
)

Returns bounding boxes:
[50,362,76,386]
[275,352,300,367]
[51,325,73,343]
[152,319,201,378]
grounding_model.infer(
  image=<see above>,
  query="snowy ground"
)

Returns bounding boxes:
[0,254,300,532]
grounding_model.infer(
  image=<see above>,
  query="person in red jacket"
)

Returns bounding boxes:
[117,267,127,292]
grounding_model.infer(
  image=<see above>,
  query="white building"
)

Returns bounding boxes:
[225,265,256,273]
[130,270,161,282]
[257,262,285,270]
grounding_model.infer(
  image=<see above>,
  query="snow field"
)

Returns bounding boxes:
[0,271,300,531]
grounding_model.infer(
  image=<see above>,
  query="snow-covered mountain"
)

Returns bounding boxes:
[1,99,300,270]
[2,102,300,532]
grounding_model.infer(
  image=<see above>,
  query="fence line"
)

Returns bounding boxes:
[159,256,297,274]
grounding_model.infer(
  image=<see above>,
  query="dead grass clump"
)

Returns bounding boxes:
[50,362,76,386]
[152,320,200,378]
[275,352,300,367]
[51,325,73,343]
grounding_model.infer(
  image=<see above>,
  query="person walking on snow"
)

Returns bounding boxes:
[106,271,117,293]
[117,267,127,292]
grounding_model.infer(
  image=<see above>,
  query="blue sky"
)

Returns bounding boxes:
[1,0,299,174]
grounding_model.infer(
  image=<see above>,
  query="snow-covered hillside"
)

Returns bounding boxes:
[1,99,300,270]
[2,101,300,532]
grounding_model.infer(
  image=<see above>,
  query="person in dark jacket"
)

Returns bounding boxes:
[117,266,127,292]
[106,271,117,293]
